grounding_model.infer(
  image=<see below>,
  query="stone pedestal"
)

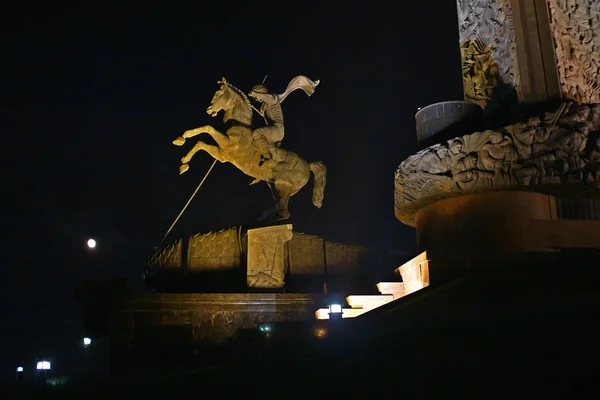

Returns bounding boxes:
[247,224,293,289]
[146,226,394,294]
[109,293,324,370]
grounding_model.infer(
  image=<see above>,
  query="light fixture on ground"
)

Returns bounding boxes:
[329,304,343,320]
[329,304,342,313]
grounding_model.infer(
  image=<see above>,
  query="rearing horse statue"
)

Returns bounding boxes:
[172,78,326,220]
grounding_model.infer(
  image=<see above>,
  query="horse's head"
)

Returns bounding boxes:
[206,77,253,124]
[206,77,234,117]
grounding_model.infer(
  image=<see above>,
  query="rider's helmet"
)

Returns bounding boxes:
[249,84,269,97]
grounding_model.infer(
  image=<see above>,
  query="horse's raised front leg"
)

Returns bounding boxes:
[182,125,230,149]
[172,125,229,147]
[180,142,226,174]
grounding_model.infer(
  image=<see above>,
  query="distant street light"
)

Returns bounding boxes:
[83,337,91,347]
[87,238,97,249]
[16,366,24,381]
[36,361,51,370]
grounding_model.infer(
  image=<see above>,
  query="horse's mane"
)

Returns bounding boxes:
[222,81,252,113]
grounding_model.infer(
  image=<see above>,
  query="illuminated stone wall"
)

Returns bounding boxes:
[144,239,183,280]
[187,227,241,271]
[146,227,390,294]
[287,233,326,292]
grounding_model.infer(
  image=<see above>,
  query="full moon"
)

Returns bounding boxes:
[87,238,97,249]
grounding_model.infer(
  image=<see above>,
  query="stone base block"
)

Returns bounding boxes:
[110,293,324,369]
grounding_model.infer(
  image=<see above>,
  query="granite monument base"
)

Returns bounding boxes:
[109,293,324,370]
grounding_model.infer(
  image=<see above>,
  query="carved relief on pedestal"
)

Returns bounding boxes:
[247,224,293,288]
[456,0,519,107]
[395,102,600,225]
[547,0,600,103]
[187,227,241,271]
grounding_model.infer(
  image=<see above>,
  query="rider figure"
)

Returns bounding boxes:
[248,83,284,168]
[248,76,320,185]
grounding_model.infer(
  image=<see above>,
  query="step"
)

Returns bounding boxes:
[346,295,394,310]
[395,251,430,294]
[376,282,406,299]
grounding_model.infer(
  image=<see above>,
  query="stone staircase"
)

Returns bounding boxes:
[315,251,430,319]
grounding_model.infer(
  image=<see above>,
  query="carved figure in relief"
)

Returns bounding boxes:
[479,137,516,171]
[460,39,501,108]
[247,228,293,288]
[504,120,537,159]
[416,145,453,174]
[584,137,600,183]
[395,102,600,222]
[590,138,600,162]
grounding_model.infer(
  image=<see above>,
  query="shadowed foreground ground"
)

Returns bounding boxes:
[4,253,600,398]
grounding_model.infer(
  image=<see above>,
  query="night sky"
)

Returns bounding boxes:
[2,1,463,377]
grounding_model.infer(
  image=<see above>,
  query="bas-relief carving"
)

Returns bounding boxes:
[247,225,293,288]
[546,0,600,103]
[146,239,182,271]
[460,40,501,108]
[395,102,600,225]
[188,227,241,271]
[457,0,519,107]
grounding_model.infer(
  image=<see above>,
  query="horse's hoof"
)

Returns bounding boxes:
[179,164,189,175]
[172,136,186,146]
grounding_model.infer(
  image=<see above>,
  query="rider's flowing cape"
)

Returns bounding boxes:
[277,75,320,103]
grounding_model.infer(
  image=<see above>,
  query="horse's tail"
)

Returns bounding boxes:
[309,161,327,208]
